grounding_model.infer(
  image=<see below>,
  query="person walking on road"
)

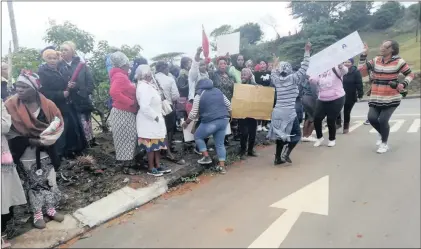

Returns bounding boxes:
[358,40,414,153]
[182,78,232,174]
[309,64,348,148]
[342,58,364,134]
[268,41,311,165]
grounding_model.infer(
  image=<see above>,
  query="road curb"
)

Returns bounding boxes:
[359,94,420,102]
[9,137,272,248]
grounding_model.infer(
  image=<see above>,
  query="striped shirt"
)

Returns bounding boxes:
[188,92,232,121]
[358,55,414,108]
[271,52,310,109]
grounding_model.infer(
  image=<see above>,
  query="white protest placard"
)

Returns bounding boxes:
[183,121,231,142]
[217,32,240,56]
[307,31,364,77]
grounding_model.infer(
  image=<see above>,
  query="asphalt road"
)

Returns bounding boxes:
[70,99,420,248]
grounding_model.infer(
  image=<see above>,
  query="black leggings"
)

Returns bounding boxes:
[239,118,257,153]
[367,106,397,143]
[314,96,345,141]
[343,101,356,124]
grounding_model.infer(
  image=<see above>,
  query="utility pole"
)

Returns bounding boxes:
[416,1,420,42]
[7,1,19,52]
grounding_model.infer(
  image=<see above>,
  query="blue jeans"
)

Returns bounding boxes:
[195,118,228,161]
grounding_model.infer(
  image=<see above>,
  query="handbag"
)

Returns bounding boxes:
[154,78,173,116]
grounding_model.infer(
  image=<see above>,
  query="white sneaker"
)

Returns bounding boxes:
[377,143,389,154]
[257,125,263,132]
[262,126,268,132]
[376,134,382,146]
[314,137,324,147]
[327,140,336,147]
[302,136,316,142]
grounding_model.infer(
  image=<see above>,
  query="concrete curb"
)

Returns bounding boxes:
[11,179,169,248]
[358,94,420,102]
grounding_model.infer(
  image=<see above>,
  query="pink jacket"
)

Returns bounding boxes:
[309,66,348,102]
[109,68,137,113]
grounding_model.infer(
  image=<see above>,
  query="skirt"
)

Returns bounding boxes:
[80,113,94,142]
[109,108,137,161]
[138,138,167,153]
[1,164,27,215]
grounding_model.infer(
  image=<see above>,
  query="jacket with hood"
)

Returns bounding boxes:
[343,65,364,103]
[109,67,137,113]
[188,79,231,123]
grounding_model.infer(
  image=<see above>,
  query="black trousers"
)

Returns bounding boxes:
[343,101,356,125]
[314,96,345,141]
[238,118,258,153]
[368,106,397,143]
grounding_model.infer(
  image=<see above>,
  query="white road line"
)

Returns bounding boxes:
[408,119,420,133]
[369,119,405,133]
[352,114,420,118]
[348,120,365,133]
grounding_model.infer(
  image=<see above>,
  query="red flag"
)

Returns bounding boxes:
[202,25,211,64]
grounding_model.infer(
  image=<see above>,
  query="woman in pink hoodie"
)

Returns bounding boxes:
[309,64,348,147]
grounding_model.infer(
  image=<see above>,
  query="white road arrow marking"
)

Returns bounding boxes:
[248,176,329,248]
[370,119,405,133]
[408,118,420,133]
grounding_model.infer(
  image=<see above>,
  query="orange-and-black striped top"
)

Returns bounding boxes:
[358,55,414,108]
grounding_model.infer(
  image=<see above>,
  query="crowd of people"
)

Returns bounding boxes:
[0,36,414,247]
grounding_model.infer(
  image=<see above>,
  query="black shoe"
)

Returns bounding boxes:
[283,155,292,163]
[238,151,247,160]
[248,150,259,157]
[274,156,286,165]
[224,138,230,146]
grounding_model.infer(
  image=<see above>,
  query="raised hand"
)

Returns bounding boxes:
[304,39,312,52]
[362,43,369,55]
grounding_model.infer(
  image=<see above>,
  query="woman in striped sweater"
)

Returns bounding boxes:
[268,41,311,165]
[359,40,414,154]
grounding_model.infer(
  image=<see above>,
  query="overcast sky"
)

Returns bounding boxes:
[1,1,302,60]
[1,1,416,61]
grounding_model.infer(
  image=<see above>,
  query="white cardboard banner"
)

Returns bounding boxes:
[217,32,240,56]
[183,121,231,142]
[307,31,364,77]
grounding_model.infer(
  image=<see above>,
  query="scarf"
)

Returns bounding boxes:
[4,94,63,141]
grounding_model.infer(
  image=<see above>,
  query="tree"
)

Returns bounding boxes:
[209,25,234,51]
[339,1,374,32]
[43,20,95,53]
[288,2,345,24]
[2,47,41,78]
[408,2,421,41]
[234,22,263,45]
[151,52,184,63]
[260,14,281,40]
[371,2,405,30]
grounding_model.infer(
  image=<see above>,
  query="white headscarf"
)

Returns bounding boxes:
[110,51,129,68]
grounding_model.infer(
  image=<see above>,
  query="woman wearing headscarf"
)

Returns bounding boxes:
[268,41,311,165]
[228,54,245,83]
[254,60,272,132]
[182,78,232,174]
[5,70,65,229]
[59,41,96,147]
[309,64,348,148]
[135,65,171,177]
[1,100,26,240]
[342,58,364,134]
[238,68,258,160]
[38,48,87,160]
[109,51,138,167]
[129,57,148,83]
[209,56,235,145]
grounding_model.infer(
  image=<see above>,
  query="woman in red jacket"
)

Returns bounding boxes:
[109,51,138,167]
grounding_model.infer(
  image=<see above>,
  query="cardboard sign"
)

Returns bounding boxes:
[307,31,364,77]
[216,32,240,56]
[231,84,275,120]
[183,121,231,142]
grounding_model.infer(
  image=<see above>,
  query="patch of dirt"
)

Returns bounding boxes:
[4,129,273,240]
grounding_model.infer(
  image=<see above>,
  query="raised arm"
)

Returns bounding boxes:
[358,43,374,77]
[188,47,202,101]
[292,49,311,84]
